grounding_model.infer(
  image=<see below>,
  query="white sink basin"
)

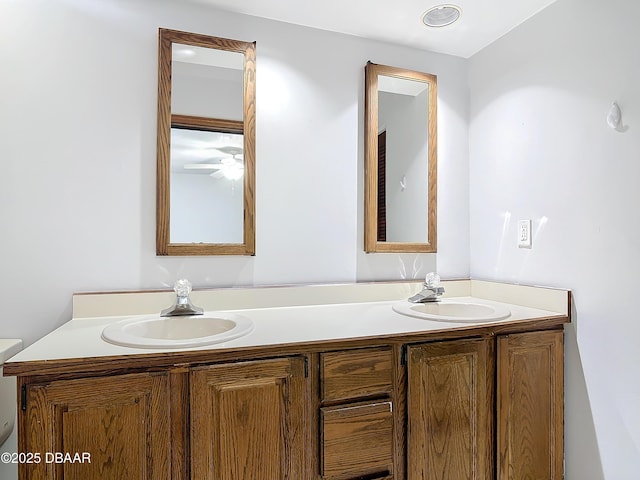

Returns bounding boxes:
[101,313,254,348]
[392,300,510,323]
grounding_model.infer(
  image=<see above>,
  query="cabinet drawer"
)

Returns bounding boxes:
[321,401,393,480]
[321,347,393,402]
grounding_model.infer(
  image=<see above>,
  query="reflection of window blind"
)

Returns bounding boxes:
[377,130,387,242]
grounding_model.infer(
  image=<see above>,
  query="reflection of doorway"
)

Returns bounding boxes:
[377,130,386,242]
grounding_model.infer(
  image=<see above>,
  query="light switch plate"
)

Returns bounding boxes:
[518,219,532,248]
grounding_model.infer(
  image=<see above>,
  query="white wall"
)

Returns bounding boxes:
[469,0,640,477]
[0,0,469,350]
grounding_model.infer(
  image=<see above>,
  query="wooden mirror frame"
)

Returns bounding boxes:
[156,28,256,256]
[364,62,437,253]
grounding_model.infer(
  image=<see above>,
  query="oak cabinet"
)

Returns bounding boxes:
[407,338,494,480]
[320,347,393,402]
[20,357,308,480]
[319,347,395,480]
[320,400,393,479]
[406,330,564,480]
[16,329,564,480]
[190,357,308,480]
[497,330,564,480]
[22,372,171,480]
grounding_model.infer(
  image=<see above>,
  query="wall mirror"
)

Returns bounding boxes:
[364,62,437,253]
[156,28,256,255]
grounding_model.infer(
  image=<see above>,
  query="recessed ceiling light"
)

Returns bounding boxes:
[422,4,462,28]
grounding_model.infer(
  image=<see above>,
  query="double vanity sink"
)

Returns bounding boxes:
[3,279,570,480]
[4,278,570,364]
[101,299,512,349]
[94,275,518,350]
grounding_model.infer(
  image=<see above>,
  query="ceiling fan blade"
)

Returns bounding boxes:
[216,145,244,156]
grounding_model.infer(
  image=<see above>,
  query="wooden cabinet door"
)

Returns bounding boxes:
[497,330,564,480]
[407,338,494,480]
[22,372,171,480]
[190,357,308,480]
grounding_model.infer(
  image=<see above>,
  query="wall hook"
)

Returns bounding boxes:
[607,102,622,130]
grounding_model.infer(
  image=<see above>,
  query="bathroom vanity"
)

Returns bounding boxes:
[3,280,569,480]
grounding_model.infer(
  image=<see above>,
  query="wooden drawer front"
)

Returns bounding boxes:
[321,401,393,480]
[321,347,393,402]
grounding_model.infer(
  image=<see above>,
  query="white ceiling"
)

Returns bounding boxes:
[179,0,558,58]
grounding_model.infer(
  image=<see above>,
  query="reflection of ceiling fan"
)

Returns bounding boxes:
[183,146,244,180]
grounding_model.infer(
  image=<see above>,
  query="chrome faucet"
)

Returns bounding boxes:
[408,272,445,303]
[161,279,204,317]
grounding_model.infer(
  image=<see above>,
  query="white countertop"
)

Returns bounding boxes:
[7,296,566,365]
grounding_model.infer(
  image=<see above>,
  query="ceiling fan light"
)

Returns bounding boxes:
[184,163,222,170]
[223,163,244,180]
[422,4,462,28]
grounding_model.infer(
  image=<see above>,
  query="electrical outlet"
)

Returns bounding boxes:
[518,220,532,248]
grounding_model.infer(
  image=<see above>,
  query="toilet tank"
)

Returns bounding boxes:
[0,339,23,447]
